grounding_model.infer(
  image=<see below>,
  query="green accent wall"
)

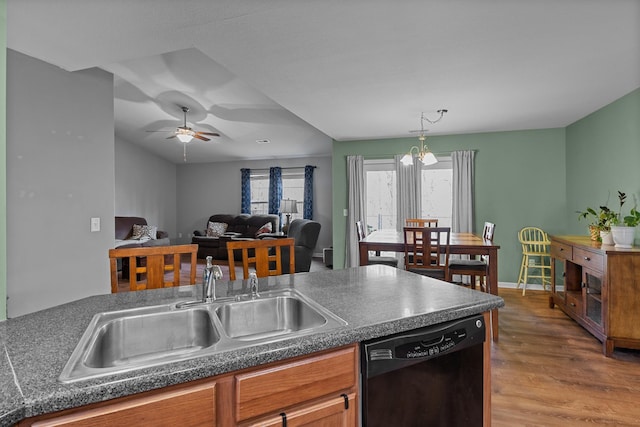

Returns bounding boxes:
[333,128,567,283]
[1,0,7,320]
[565,88,640,242]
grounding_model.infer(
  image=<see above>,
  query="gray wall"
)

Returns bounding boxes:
[115,136,177,237]
[177,156,333,254]
[6,50,115,317]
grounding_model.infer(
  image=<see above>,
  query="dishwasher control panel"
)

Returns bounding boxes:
[395,328,467,358]
[362,315,485,378]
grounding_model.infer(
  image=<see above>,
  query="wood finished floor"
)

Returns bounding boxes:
[117,261,640,425]
[492,288,640,426]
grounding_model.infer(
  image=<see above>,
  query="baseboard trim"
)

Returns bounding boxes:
[498,281,547,291]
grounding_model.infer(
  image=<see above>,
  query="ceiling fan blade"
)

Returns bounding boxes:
[166,135,177,140]
[146,130,173,133]
[193,134,211,142]
[196,132,220,137]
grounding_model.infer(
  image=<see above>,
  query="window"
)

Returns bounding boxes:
[365,160,396,232]
[249,169,304,220]
[421,157,453,227]
[364,157,452,231]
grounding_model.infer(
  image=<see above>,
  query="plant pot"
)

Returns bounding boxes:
[610,226,636,249]
[600,230,614,245]
[588,225,600,241]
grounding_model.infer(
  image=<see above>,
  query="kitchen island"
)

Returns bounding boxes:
[0,265,503,426]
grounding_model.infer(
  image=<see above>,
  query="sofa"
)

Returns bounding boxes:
[280,219,322,274]
[115,216,171,277]
[115,216,170,248]
[191,214,280,260]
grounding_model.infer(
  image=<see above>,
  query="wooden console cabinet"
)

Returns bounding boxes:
[549,235,640,356]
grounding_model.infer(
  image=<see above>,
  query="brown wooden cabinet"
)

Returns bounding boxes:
[20,344,358,427]
[549,235,640,356]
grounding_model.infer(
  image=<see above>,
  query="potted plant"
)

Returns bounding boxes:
[577,205,617,243]
[610,191,640,248]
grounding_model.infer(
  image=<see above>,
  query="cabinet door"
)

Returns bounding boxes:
[245,393,357,427]
[583,267,604,329]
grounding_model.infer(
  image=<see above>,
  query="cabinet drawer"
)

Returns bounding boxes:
[573,247,604,272]
[234,345,357,423]
[551,241,573,260]
[31,381,216,427]
[565,292,583,317]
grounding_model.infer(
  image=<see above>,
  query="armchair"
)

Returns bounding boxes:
[281,219,321,274]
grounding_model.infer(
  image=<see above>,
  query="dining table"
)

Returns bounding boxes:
[359,229,501,341]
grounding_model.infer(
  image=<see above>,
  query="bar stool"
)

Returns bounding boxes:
[447,222,495,291]
[517,226,551,295]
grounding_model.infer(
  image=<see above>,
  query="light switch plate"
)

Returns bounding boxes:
[90,217,100,232]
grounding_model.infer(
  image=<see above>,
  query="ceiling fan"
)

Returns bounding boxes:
[152,106,220,142]
[147,106,220,162]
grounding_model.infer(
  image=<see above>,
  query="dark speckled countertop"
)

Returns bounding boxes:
[0,266,503,426]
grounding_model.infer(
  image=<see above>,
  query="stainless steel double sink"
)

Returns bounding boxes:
[59,289,346,383]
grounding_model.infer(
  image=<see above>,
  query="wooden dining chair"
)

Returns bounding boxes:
[403,226,451,279]
[356,220,399,267]
[447,222,496,291]
[405,218,439,228]
[109,244,198,293]
[226,238,296,280]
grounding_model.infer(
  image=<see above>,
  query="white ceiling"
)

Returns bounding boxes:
[7,0,640,164]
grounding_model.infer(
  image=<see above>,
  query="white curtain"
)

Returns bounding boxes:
[346,155,366,268]
[395,154,422,232]
[452,150,475,232]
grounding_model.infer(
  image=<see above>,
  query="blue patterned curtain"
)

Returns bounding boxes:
[240,168,251,214]
[303,165,315,219]
[268,167,283,215]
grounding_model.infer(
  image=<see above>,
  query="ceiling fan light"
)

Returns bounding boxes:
[176,133,193,143]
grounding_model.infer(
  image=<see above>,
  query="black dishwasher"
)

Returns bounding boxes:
[361,314,486,427]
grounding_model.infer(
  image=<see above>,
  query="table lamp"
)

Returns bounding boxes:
[280,199,298,233]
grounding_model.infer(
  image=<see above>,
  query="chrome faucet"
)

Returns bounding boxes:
[249,272,259,299]
[203,256,223,303]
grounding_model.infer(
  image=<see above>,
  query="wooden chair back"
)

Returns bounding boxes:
[109,244,197,293]
[226,238,296,280]
[518,227,550,255]
[403,226,450,279]
[483,222,496,241]
[356,220,367,241]
[405,218,439,228]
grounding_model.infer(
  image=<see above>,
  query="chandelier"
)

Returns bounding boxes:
[400,110,447,166]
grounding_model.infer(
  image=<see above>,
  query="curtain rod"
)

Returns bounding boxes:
[249,166,317,172]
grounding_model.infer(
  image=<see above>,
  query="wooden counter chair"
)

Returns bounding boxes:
[405,218,439,227]
[517,226,551,295]
[109,244,198,293]
[356,221,399,267]
[403,226,450,279]
[447,222,496,291]
[226,238,295,280]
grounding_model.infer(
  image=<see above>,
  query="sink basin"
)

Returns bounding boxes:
[215,294,328,340]
[84,308,220,368]
[59,289,346,383]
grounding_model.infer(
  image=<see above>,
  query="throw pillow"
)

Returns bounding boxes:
[255,222,273,237]
[131,224,158,240]
[207,221,228,237]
